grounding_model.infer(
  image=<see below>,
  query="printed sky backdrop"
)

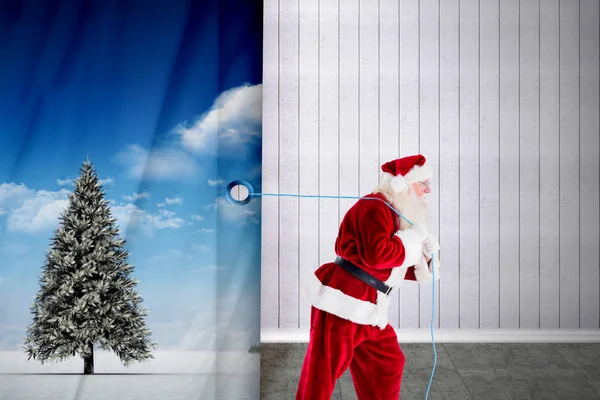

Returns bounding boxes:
[0,0,263,352]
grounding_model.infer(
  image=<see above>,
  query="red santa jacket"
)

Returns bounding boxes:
[302,192,434,329]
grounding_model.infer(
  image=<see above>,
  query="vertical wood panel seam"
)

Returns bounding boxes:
[297,0,300,329]
[377,0,384,315]
[277,0,281,329]
[378,0,381,236]
[538,0,542,329]
[418,0,422,327]
[577,0,581,329]
[497,3,504,327]
[398,0,402,327]
[359,0,361,197]
[418,0,421,156]
[478,0,481,329]
[558,0,561,328]
[337,0,342,229]
[438,0,441,329]
[318,0,322,295]
[518,0,522,329]
[458,0,461,329]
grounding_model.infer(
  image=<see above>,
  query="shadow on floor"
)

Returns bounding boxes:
[260,342,600,400]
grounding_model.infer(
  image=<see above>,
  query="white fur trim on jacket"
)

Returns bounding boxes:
[383,265,410,287]
[300,227,430,329]
[301,271,390,329]
[301,262,416,330]
[394,228,424,268]
[413,253,441,283]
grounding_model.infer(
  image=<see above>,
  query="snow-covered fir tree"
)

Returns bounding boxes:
[23,159,156,374]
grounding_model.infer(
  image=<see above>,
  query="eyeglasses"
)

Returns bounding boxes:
[415,179,431,192]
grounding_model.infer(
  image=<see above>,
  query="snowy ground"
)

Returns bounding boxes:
[0,350,260,399]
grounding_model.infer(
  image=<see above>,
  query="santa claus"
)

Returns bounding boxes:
[295,154,440,400]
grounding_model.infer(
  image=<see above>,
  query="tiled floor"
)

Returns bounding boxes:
[260,343,600,399]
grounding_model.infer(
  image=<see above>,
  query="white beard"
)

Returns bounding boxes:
[393,189,430,231]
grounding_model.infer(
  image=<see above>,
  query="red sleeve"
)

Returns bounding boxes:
[354,200,424,270]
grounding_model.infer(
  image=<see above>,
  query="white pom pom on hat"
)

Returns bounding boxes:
[390,174,407,192]
[381,154,433,192]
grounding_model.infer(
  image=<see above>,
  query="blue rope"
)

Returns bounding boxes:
[242,190,437,399]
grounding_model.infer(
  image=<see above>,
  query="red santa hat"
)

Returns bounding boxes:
[381,154,433,192]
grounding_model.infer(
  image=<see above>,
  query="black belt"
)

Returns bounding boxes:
[334,256,393,295]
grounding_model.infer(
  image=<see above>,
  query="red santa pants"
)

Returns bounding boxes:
[295,306,405,400]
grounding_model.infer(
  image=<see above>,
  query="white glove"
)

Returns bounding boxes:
[411,223,428,241]
[422,234,440,255]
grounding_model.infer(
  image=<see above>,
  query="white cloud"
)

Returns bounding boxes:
[110,203,185,237]
[112,84,262,184]
[208,179,225,186]
[0,183,35,210]
[207,197,260,225]
[122,192,150,202]
[0,208,6,216]
[158,209,177,218]
[0,182,185,237]
[57,177,114,187]
[198,228,214,234]
[190,214,204,221]
[157,203,165,207]
[6,189,71,233]
[165,196,183,205]
[99,177,115,186]
[56,178,73,186]
[175,84,262,153]
[114,144,198,180]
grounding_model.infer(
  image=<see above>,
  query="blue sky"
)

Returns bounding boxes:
[0,0,263,352]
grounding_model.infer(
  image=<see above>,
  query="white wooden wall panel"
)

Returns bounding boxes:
[459,0,481,329]
[261,0,279,330]
[559,0,581,329]
[277,0,299,330]
[358,1,380,207]
[479,0,501,330]
[318,0,340,283]
[438,0,461,330]
[298,0,320,330]
[379,0,401,328]
[539,0,561,329]
[519,0,541,329]
[262,0,600,333]
[418,0,440,329]
[499,0,521,329]
[338,0,360,247]
[580,0,600,330]
[399,0,421,329]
